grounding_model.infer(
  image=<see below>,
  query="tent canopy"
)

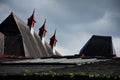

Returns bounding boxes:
[0,13,61,58]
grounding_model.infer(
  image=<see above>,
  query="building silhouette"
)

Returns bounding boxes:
[79,35,116,58]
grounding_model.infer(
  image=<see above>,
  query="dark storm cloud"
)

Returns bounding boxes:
[58,0,120,25]
[53,0,120,37]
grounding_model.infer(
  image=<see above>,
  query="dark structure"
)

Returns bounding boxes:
[27,9,36,30]
[79,35,116,57]
[39,19,47,39]
[0,12,61,58]
[50,30,57,48]
[0,12,25,56]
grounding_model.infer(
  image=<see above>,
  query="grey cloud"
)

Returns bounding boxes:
[0,0,120,56]
[53,0,120,24]
[88,12,120,37]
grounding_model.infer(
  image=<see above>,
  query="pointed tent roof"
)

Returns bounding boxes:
[0,12,20,35]
[28,9,36,22]
[27,9,36,28]
[50,30,57,47]
[50,30,57,40]
[39,19,47,31]
[79,35,116,57]
[0,12,62,58]
[39,19,47,39]
[0,12,44,57]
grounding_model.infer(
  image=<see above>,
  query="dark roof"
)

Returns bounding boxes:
[0,12,20,36]
[0,13,62,58]
[79,35,116,57]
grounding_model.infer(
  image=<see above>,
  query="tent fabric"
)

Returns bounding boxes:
[0,13,25,56]
[79,35,116,57]
[0,32,4,54]
[4,35,25,56]
[34,33,61,57]
[0,13,62,58]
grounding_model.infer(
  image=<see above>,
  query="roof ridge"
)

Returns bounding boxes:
[11,12,29,29]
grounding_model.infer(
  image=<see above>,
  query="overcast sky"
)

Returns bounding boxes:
[0,0,120,56]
